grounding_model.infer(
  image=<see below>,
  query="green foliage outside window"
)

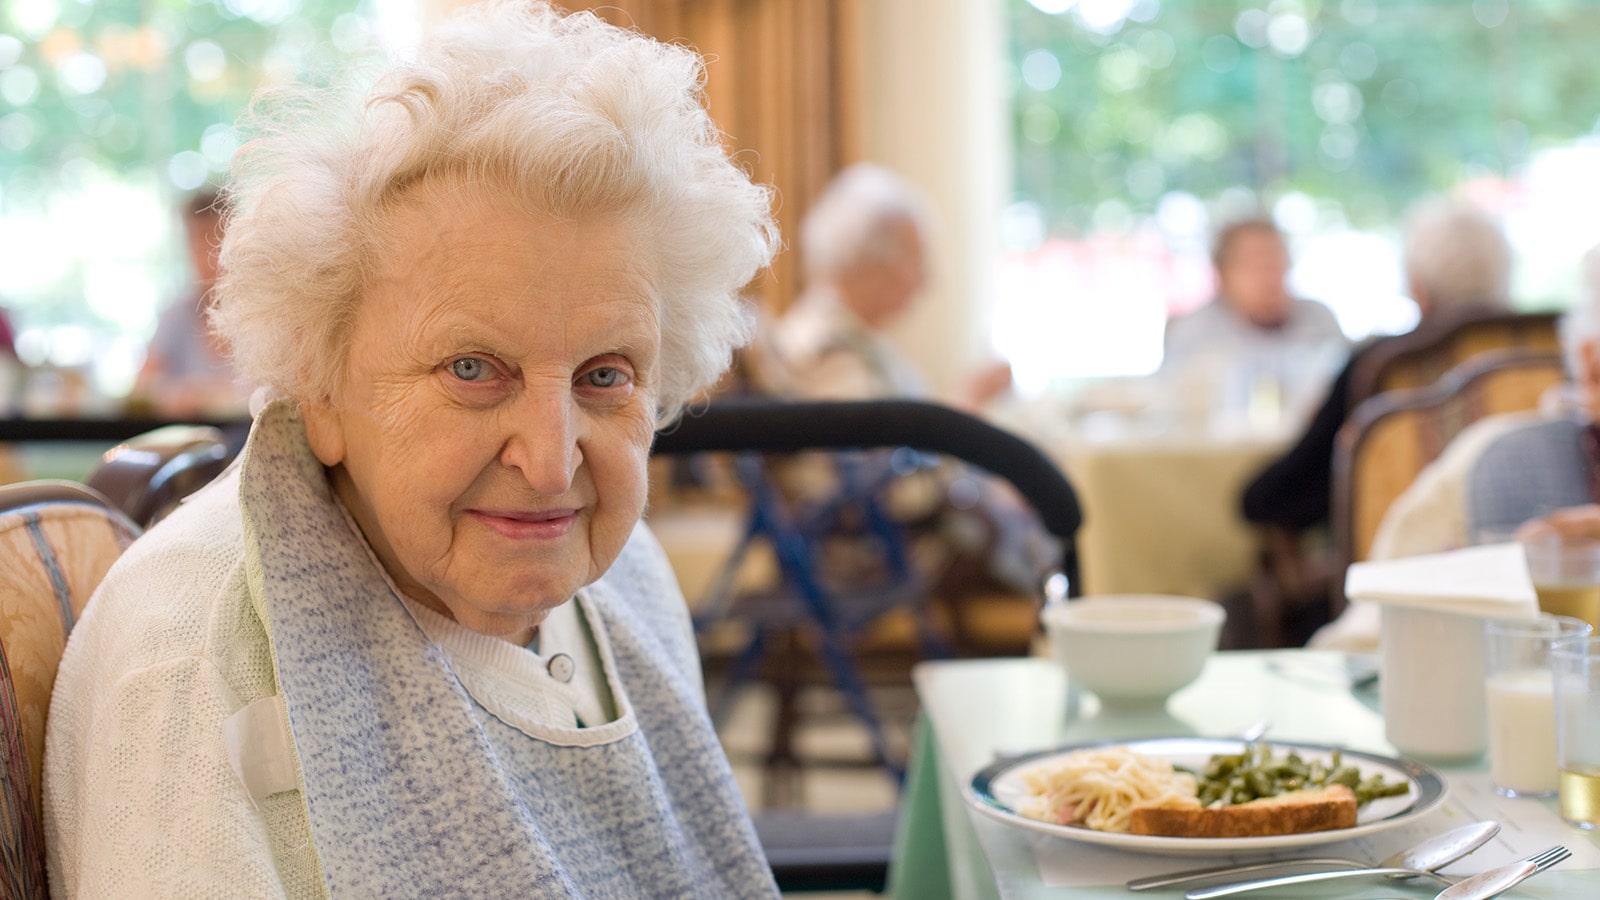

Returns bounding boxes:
[0,0,383,385]
[1005,0,1600,237]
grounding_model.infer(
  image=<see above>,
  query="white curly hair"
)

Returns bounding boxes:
[799,163,931,285]
[1403,199,1512,313]
[212,0,778,423]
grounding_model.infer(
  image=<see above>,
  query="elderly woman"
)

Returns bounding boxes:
[45,3,779,896]
[1307,243,1600,651]
[759,164,1055,601]
[766,163,1012,410]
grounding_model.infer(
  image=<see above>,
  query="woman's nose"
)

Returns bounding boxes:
[499,391,582,493]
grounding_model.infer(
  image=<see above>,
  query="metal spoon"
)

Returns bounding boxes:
[1183,819,1501,899]
[1127,820,1499,894]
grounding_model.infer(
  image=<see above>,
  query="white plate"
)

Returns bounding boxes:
[965,737,1448,857]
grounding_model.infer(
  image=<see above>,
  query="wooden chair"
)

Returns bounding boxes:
[0,481,140,898]
[1245,310,1563,647]
[1331,348,1568,610]
[1347,309,1561,408]
[85,425,232,527]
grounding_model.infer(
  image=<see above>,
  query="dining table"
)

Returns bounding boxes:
[888,652,1600,899]
[987,396,1292,601]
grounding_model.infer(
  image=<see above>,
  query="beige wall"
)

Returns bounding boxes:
[848,0,1008,401]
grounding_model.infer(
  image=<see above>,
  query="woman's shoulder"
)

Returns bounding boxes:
[72,467,258,673]
[591,522,700,669]
[601,522,680,601]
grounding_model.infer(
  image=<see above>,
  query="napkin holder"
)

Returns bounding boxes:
[1346,543,1538,762]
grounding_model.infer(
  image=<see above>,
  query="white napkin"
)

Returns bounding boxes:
[1344,542,1538,619]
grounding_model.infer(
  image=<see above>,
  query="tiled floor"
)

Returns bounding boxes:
[718,681,915,898]
[721,683,909,813]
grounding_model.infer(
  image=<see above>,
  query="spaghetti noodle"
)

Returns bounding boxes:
[1020,746,1199,833]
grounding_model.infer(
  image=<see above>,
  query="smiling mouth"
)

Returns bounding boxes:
[467,508,579,540]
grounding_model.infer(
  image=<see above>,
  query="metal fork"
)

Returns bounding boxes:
[1433,845,1571,900]
[1186,846,1569,900]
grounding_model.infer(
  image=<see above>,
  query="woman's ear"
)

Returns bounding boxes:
[301,396,347,467]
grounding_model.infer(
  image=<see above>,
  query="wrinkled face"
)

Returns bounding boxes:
[1218,228,1291,328]
[303,179,660,642]
[841,217,926,328]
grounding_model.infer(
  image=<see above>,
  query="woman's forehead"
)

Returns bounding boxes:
[360,203,655,347]
[373,177,647,270]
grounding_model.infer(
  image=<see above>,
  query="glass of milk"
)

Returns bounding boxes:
[1485,614,1593,797]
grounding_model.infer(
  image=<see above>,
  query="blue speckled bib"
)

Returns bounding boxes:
[237,401,777,898]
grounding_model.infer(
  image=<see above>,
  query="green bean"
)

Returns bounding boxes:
[1328,766,1360,788]
[1206,754,1242,780]
[1190,742,1409,809]
[1356,781,1411,802]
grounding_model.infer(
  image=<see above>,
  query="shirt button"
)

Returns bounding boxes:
[547,653,575,683]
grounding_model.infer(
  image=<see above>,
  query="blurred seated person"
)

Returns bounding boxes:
[765,162,1012,412]
[1242,200,1513,531]
[1162,217,1346,382]
[129,189,251,418]
[761,164,1055,601]
[1310,244,1598,651]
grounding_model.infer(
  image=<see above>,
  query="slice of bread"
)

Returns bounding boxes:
[1127,784,1358,838]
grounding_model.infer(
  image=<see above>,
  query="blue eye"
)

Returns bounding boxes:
[586,366,626,388]
[450,357,491,381]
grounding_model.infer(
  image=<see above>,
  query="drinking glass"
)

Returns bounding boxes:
[1552,636,1600,829]
[1523,536,1600,630]
[1484,615,1592,797]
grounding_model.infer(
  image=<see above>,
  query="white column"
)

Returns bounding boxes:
[851,0,1009,402]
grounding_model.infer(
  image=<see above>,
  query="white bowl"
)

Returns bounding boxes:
[1040,595,1226,708]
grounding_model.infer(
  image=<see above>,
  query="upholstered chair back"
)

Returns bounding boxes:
[0,482,138,899]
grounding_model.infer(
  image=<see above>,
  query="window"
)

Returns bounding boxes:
[0,0,408,404]
[999,0,1600,388]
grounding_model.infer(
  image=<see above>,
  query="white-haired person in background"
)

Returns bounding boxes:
[1310,241,1600,651]
[1242,200,1513,535]
[45,3,781,896]
[759,163,1056,603]
[763,162,1012,410]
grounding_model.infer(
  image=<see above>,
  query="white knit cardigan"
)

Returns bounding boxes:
[44,402,776,898]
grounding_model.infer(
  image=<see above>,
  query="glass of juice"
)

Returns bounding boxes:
[1522,537,1600,630]
[1552,635,1600,829]
[1484,615,1592,797]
